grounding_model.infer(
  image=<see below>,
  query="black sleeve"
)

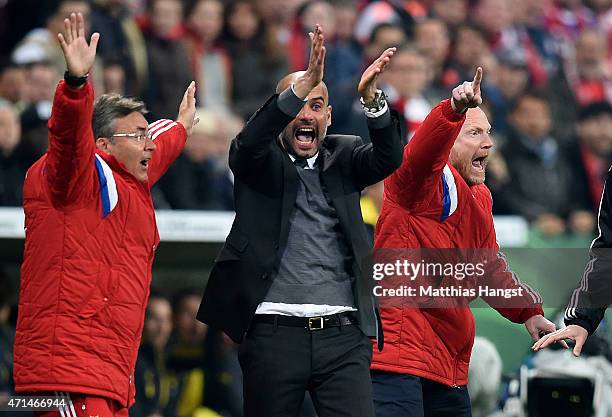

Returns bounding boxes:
[229,88,305,180]
[564,168,612,334]
[351,108,404,189]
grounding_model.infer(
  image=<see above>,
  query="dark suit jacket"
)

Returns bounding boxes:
[197,91,403,348]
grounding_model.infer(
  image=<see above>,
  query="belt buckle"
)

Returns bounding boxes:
[308,316,324,331]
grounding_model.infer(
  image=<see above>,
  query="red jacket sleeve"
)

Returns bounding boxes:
[478,187,544,323]
[385,99,465,210]
[45,81,96,207]
[146,119,187,186]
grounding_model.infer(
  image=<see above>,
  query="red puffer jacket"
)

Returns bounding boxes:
[371,99,544,387]
[13,81,186,406]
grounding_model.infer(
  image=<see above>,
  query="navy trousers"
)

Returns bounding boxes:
[372,371,472,417]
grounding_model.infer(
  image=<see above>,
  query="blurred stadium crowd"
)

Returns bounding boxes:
[0,0,612,416]
[0,0,610,236]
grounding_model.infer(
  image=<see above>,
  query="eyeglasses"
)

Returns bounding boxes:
[111,129,151,142]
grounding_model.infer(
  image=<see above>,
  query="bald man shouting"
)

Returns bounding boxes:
[370,68,561,417]
[197,25,403,416]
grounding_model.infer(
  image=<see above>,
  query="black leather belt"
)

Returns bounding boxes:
[253,312,359,331]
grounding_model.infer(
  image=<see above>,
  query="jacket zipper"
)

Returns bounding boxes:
[451,356,459,388]
[127,374,132,405]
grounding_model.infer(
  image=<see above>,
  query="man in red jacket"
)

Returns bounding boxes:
[13,12,196,417]
[371,68,563,417]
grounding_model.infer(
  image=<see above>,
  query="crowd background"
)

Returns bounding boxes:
[0,0,611,416]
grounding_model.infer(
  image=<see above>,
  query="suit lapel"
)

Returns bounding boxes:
[319,140,341,194]
[320,144,334,172]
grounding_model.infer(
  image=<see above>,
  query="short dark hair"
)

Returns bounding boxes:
[369,22,405,44]
[510,91,549,113]
[149,288,170,302]
[92,94,148,139]
[45,0,89,21]
[0,58,21,75]
[172,287,202,315]
[455,20,488,40]
[578,101,612,122]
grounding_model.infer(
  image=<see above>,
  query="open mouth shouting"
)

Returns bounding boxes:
[140,158,150,170]
[471,154,488,172]
[293,125,319,153]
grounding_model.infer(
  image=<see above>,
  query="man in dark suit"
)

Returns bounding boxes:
[197,25,403,416]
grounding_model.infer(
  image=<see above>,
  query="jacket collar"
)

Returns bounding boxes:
[95,150,126,174]
[95,150,150,188]
[288,152,318,169]
[276,135,333,172]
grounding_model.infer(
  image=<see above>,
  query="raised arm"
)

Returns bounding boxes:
[386,69,483,209]
[147,81,196,186]
[351,47,403,189]
[46,12,100,207]
[230,25,325,178]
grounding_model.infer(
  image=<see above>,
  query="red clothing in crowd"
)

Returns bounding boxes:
[574,78,612,106]
[581,145,609,210]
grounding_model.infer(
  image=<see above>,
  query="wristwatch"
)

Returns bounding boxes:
[64,71,88,88]
[360,89,387,113]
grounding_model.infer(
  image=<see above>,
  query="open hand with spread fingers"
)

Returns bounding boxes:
[451,67,483,114]
[532,324,588,356]
[57,12,99,78]
[358,47,396,103]
[293,24,326,99]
